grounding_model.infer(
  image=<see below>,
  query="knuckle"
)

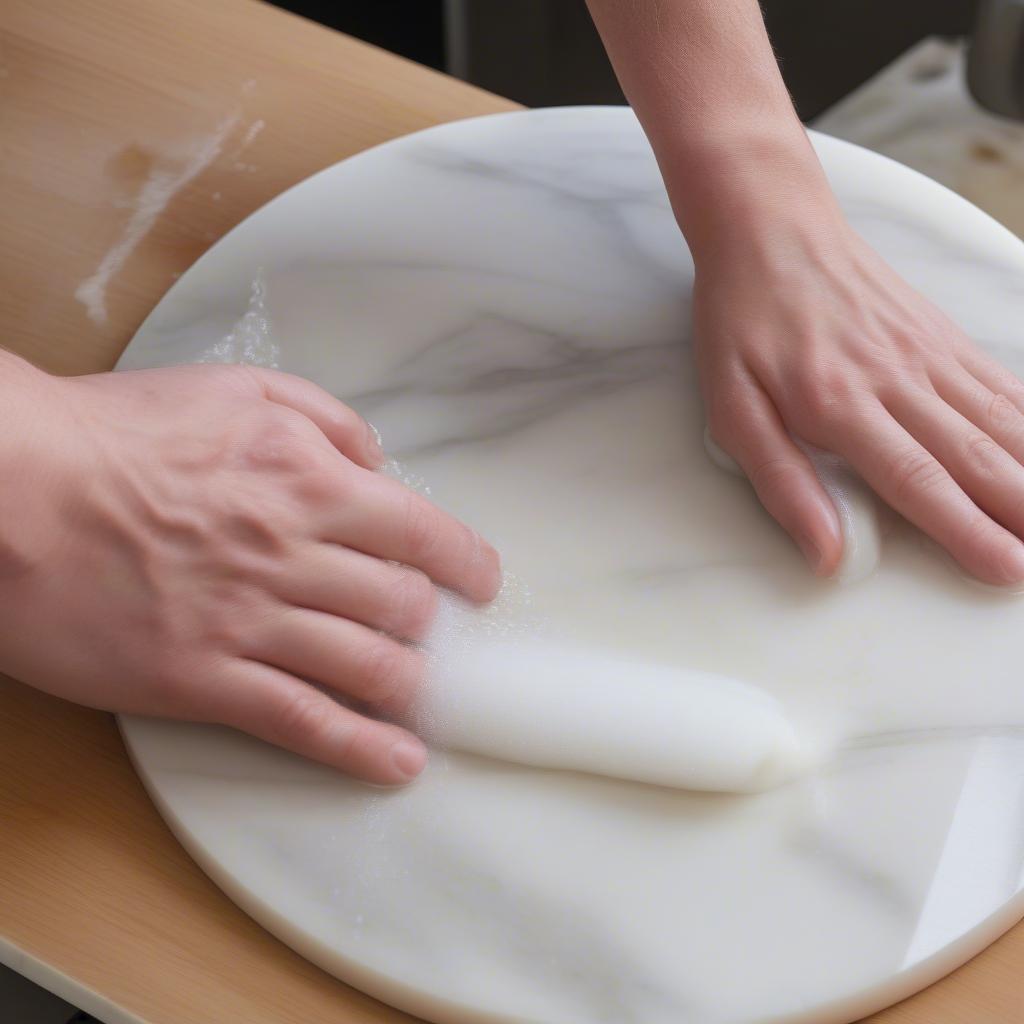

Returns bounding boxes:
[264,402,313,440]
[749,457,802,505]
[274,691,334,747]
[237,363,267,390]
[963,432,1002,475]
[853,337,897,373]
[402,495,443,561]
[205,586,277,653]
[871,330,928,372]
[221,506,291,560]
[987,392,1019,431]
[375,650,426,716]
[240,406,320,471]
[390,568,438,638]
[359,639,407,703]
[798,372,857,429]
[887,446,945,503]
[333,405,371,448]
[212,363,265,397]
[329,466,360,506]
[202,605,248,652]
[957,512,1002,565]
[145,654,191,713]
[440,527,501,603]
[334,717,372,767]
[293,453,355,506]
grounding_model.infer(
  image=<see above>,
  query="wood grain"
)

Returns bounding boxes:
[0,0,514,378]
[0,0,1020,1021]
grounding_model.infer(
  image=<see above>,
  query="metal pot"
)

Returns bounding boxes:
[968,0,1024,118]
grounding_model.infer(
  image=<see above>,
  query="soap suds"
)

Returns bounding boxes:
[378,448,809,793]
[198,271,280,368]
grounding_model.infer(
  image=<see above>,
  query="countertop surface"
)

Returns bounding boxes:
[1,2,1022,1022]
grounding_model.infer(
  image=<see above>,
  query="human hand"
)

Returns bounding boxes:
[583,0,1024,585]
[694,202,1024,585]
[0,355,500,783]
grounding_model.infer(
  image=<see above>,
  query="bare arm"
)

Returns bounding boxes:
[587,0,1024,585]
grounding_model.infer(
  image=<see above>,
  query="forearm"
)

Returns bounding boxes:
[585,0,838,259]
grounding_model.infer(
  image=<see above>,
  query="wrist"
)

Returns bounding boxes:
[659,125,843,267]
[0,351,66,580]
[0,351,53,451]
[0,349,58,438]
[0,347,46,385]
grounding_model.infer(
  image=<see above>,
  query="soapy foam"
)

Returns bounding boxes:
[198,271,280,368]
[382,449,810,793]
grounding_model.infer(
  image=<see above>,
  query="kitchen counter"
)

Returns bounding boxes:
[0,2,1021,1021]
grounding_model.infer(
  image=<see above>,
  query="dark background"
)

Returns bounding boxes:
[269,0,976,119]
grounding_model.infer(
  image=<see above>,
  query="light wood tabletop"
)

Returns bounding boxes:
[0,1,1021,1021]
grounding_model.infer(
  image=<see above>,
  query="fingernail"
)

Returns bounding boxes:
[999,544,1024,584]
[797,532,824,573]
[390,737,427,780]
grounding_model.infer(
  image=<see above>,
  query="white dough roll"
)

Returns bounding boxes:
[409,639,806,793]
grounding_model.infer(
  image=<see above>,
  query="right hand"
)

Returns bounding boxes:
[0,356,501,784]
[692,190,1024,586]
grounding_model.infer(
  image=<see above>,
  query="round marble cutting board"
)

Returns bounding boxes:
[117,107,1024,1024]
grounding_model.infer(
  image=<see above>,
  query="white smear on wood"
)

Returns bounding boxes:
[75,112,241,328]
[240,119,265,148]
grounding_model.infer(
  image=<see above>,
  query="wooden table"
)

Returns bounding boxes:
[0,2,1020,1021]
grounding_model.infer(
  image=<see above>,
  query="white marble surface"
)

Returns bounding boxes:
[117,107,1024,1024]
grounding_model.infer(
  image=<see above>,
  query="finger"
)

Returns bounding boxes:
[272,542,438,642]
[208,659,427,785]
[887,385,1024,537]
[244,607,425,718]
[933,365,1024,465]
[955,346,1024,417]
[708,376,842,575]
[835,401,1024,585]
[247,366,384,470]
[326,467,502,603]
